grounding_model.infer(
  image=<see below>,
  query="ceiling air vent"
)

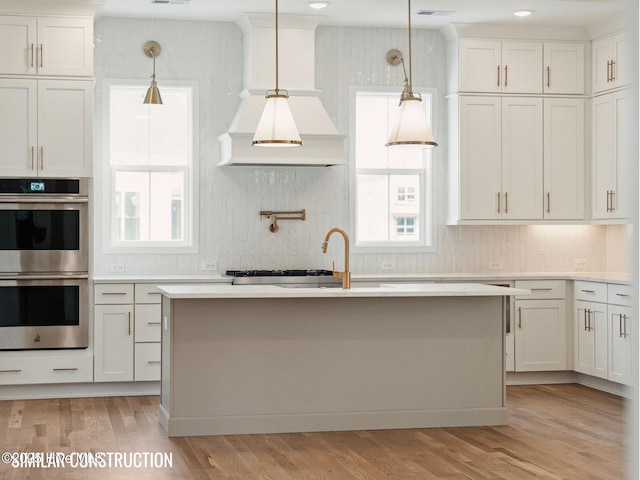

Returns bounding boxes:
[151,0,191,5]
[417,10,455,16]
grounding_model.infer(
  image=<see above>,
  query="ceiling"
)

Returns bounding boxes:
[94,0,625,29]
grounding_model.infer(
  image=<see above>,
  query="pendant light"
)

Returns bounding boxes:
[386,0,437,148]
[252,0,302,147]
[143,41,163,105]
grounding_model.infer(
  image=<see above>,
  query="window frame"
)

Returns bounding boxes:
[101,79,199,254]
[349,86,438,253]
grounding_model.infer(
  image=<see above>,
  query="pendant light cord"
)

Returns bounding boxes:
[275,0,280,94]
[407,0,412,95]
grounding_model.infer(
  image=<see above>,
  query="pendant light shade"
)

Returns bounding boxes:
[253,94,302,146]
[143,41,163,105]
[252,0,302,147]
[386,0,437,148]
[387,94,437,147]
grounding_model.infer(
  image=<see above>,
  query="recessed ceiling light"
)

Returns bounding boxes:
[308,1,330,9]
[514,10,534,17]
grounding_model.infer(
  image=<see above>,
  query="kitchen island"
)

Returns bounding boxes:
[157,283,528,437]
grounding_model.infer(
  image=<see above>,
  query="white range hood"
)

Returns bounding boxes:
[218,13,346,167]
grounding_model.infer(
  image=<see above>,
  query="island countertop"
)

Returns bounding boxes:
[156,282,530,299]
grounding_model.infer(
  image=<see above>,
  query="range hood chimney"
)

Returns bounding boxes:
[218,13,346,166]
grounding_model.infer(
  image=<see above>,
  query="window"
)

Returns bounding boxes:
[352,88,436,250]
[105,81,197,251]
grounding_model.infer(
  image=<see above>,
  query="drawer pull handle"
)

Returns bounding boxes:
[147,322,161,326]
[147,361,161,365]
[101,292,129,296]
[580,289,595,294]
[0,369,22,373]
[147,292,162,295]
[615,293,629,297]
[531,288,553,291]
[53,368,78,372]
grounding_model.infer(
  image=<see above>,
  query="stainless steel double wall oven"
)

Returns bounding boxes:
[0,178,89,350]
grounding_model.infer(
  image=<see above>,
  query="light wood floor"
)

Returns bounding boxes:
[0,384,627,479]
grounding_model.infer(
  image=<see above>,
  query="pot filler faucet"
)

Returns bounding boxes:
[322,227,351,289]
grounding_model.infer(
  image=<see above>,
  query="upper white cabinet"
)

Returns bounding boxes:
[0,78,93,177]
[592,89,632,220]
[449,96,584,223]
[459,39,542,93]
[543,98,585,220]
[543,43,585,94]
[592,31,631,94]
[457,39,584,95]
[0,16,93,77]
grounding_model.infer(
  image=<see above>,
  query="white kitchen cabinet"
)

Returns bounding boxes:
[543,43,585,94]
[0,78,92,177]
[572,280,632,384]
[459,39,542,94]
[0,353,93,385]
[592,31,631,94]
[607,283,632,386]
[94,283,162,383]
[0,15,93,77]
[453,96,543,221]
[514,280,567,372]
[592,89,632,220]
[94,304,134,382]
[543,98,585,219]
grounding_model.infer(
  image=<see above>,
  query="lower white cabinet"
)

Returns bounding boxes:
[514,280,567,372]
[0,352,93,385]
[574,281,632,385]
[94,283,161,383]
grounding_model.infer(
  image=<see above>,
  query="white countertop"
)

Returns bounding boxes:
[157,283,530,299]
[93,272,632,285]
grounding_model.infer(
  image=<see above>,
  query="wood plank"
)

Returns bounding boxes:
[0,385,627,479]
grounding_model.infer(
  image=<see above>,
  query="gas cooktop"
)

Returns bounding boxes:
[225,269,334,278]
[225,269,340,287]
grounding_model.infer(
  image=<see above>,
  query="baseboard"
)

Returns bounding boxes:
[506,370,630,397]
[0,381,160,400]
[575,373,632,398]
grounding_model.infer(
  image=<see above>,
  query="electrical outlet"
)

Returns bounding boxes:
[488,260,503,270]
[110,263,125,273]
[201,260,218,272]
[379,258,396,271]
[574,258,587,269]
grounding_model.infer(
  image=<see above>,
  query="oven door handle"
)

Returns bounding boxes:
[0,197,88,204]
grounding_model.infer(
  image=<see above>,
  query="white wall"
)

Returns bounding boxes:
[93,17,628,276]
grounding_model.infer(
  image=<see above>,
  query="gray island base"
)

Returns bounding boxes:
[157,284,528,437]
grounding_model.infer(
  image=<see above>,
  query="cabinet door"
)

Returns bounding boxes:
[608,305,631,385]
[36,17,93,77]
[612,90,632,218]
[610,31,631,89]
[515,300,566,371]
[501,41,542,94]
[94,305,134,382]
[501,97,543,219]
[0,16,36,74]
[592,305,608,379]
[37,80,92,177]
[575,301,593,375]
[459,39,502,93]
[0,79,37,176]
[543,98,584,219]
[592,36,613,94]
[592,95,615,219]
[459,96,502,219]
[543,43,584,94]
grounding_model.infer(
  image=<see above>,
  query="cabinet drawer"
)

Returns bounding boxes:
[0,353,93,385]
[515,280,565,299]
[574,281,607,303]
[135,284,163,304]
[608,283,633,306]
[134,343,161,381]
[94,284,134,304]
[135,304,161,342]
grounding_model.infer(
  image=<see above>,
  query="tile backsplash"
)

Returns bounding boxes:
[92,17,631,276]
